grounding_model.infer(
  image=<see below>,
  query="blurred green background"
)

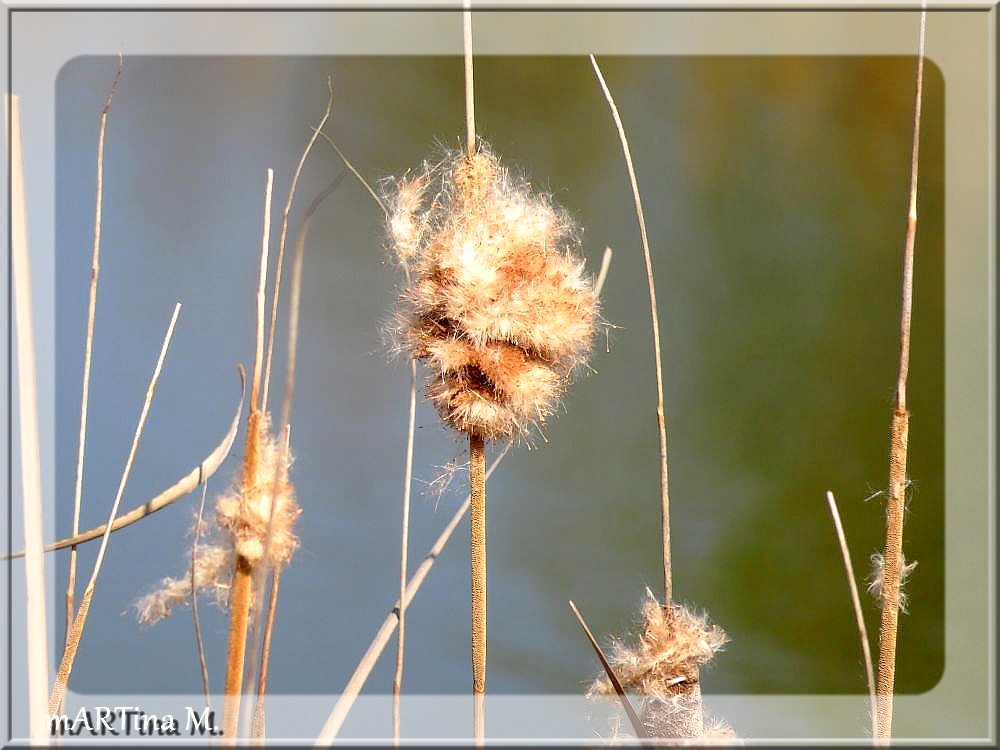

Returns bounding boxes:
[54,55,943,699]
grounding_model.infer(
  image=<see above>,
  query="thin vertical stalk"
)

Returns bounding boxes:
[392,359,417,742]
[240,176,345,742]
[222,168,274,743]
[463,0,475,157]
[67,56,122,650]
[10,92,51,744]
[825,492,877,738]
[875,8,926,742]
[251,568,282,739]
[463,6,485,743]
[589,55,673,605]
[192,479,212,710]
[49,302,182,715]
[469,433,487,743]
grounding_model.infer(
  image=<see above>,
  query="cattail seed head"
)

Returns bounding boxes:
[589,589,732,740]
[387,143,599,441]
[216,411,300,567]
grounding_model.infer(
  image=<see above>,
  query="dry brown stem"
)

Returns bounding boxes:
[223,169,274,742]
[469,433,487,743]
[49,302,182,715]
[875,9,926,741]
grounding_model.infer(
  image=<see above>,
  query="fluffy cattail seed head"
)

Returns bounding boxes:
[387,143,599,441]
[589,589,732,741]
[216,411,300,567]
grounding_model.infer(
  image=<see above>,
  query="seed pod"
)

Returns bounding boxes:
[387,144,599,442]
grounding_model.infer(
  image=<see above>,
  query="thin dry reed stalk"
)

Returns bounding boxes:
[5,377,244,560]
[589,55,673,607]
[392,358,417,743]
[568,601,648,739]
[314,444,512,745]
[192,479,212,710]
[251,567,282,739]
[242,168,347,745]
[222,168,274,742]
[67,56,122,653]
[825,491,876,738]
[49,302,182,715]
[9,92,51,744]
[875,9,927,742]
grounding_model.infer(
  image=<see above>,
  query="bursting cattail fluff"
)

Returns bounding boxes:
[387,144,599,442]
[132,411,300,624]
[589,589,737,742]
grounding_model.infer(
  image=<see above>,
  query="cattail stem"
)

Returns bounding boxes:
[223,554,254,741]
[469,432,487,741]
[875,9,926,742]
[223,168,274,743]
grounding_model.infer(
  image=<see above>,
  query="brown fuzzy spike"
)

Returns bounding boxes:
[387,146,599,442]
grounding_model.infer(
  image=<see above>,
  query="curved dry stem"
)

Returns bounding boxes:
[313,129,387,217]
[590,55,673,605]
[6,368,245,560]
[825,492,877,737]
[68,53,123,650]
[261,76,334,411]
[875,9,926,741]
[49,302,182,715]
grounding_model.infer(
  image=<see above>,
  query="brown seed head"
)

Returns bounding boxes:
[216,411,301,567]
[387,143,599,441]
[589,589,731,740]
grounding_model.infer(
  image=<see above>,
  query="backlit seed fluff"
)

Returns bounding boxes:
[387,144,599,441]
[215,411,300,567]
[589,589,733,741]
